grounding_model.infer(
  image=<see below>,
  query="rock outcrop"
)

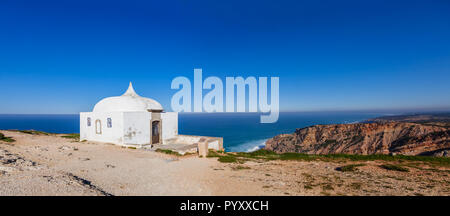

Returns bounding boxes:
[265,122,450,156]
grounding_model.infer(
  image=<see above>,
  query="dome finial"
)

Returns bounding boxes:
[123,82,138,96]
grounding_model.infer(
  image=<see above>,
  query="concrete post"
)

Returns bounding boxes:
[198,142,208,157]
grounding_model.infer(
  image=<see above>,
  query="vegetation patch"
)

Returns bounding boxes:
[155,148,182,156]
[0,133,15,143]
[218,155,239,163]
[207,150,242,163]
[304,185,313,190]
[61,133,80,141]
[8,129,83,142]
[9,129,52,136]
[336,164,366,172]
[206,149,222,158]
[379,164,410,172]
[206,149,450,167]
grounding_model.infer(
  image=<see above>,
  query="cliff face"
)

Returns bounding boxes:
[265,122,450,156]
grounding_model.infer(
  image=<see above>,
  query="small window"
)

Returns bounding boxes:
[95,120,102,134]
[87,117,91,127]
[107,118,112,128]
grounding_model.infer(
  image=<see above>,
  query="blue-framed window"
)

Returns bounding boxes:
[107,118,112,128]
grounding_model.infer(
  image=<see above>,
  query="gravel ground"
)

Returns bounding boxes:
[1,130,449,196]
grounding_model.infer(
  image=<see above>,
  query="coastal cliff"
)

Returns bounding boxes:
[265,121,450,156]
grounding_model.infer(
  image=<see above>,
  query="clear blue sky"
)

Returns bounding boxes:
[1,0,449,114]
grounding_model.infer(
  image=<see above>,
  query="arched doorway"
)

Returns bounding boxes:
[152,121,161,144]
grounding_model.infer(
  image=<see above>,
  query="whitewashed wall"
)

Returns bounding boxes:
[81,111,178,146]
[161,112,178,141]
[80,112,124,144]
[122,112,151,145]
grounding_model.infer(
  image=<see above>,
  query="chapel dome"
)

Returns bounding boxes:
[93,82,163,112]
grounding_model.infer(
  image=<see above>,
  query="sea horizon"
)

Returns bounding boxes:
[0,111,393,152]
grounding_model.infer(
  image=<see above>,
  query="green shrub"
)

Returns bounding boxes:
[205,149,450,166]
[379,164,409,172]
[9,130,51,135]
[207,149,222,158]
[155,148,181,156]
[218,155,238,163]
[336,164,365,172]
[61,133,80,141]
[0,132,15,143]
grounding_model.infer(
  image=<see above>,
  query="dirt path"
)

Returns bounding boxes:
[0,130,267,195]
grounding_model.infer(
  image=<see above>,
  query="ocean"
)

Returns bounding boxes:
[0,112,382,152]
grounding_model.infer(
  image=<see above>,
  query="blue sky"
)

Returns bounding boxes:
[0,0,449,114]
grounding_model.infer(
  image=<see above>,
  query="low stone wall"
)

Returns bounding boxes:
[161,134,223,157]
[197,136,224,157]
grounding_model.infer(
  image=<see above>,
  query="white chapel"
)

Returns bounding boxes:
[80,82,178,147]
[80,83,223,155]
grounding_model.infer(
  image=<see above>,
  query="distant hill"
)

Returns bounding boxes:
[365,113,450,128]
[265,113,450,157]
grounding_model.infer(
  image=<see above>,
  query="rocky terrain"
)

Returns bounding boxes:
[265,114,450,156]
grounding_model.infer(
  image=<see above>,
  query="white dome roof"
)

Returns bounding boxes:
[93,82,163,112]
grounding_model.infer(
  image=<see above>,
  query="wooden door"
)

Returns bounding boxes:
[152,121,160,144]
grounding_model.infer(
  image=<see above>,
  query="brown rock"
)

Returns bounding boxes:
[265,122,450,156]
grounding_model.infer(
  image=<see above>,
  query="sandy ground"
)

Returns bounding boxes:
[1,130,449,196]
